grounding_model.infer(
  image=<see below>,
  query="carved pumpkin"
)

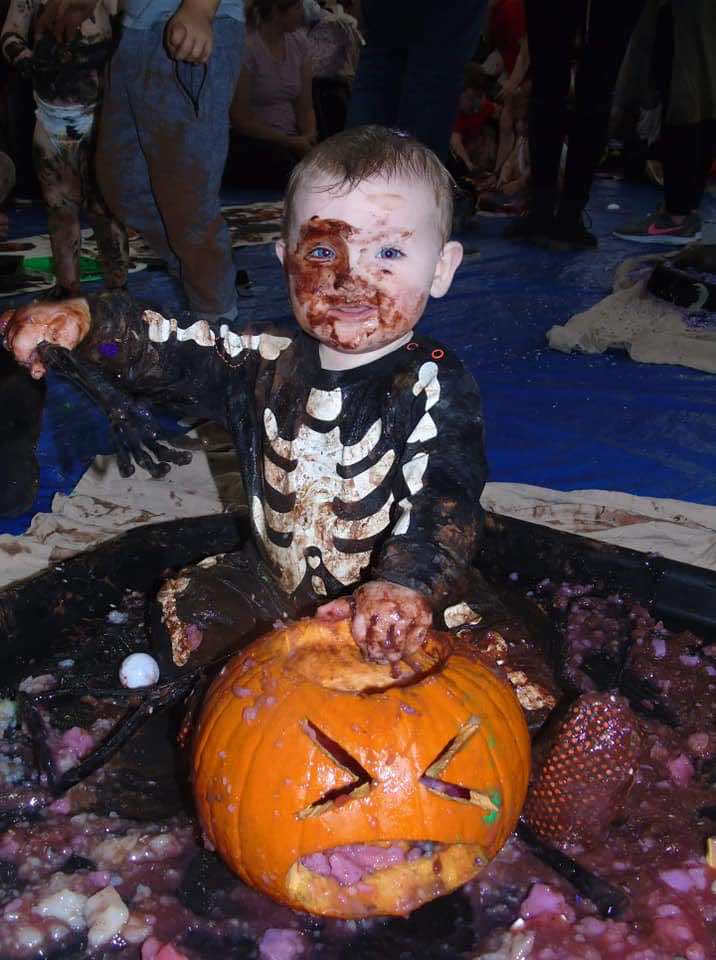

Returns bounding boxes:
[192,617,530,918]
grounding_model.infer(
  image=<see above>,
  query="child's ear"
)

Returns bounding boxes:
[275,239,286,266]
[430,241,463,298]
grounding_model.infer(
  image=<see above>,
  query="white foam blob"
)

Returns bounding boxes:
[119,653,160,689]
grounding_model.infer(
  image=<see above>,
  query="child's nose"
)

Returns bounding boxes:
[332,247,364,288]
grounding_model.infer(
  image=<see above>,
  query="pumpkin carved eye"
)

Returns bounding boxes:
[296,719,373,819]
[420,715,499,815]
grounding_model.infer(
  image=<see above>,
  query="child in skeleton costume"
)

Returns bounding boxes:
[1,127,503,668]
[0,0,128,298]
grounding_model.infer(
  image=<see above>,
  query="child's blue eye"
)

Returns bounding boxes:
[378,247,404,260]
[307,246,335,260]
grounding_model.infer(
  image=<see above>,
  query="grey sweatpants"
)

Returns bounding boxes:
[96,18,244,320]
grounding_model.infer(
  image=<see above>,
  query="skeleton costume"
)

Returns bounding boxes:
[79,291,497,668]
[0,0,127,295]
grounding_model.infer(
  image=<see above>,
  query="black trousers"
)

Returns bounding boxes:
[525,0,645,220]
[347,0,488,162]
[226,133,298,191]
[662,120,716,215]
[652,2,716,215]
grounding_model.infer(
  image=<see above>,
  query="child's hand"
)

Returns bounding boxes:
[165,1,214,64]
[317,580,432,665]
[1,298,91,379]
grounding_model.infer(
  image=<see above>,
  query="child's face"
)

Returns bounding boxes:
[277,173,462,353]
[459,88,481,113]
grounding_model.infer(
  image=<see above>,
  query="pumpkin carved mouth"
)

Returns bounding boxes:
[287,841,487,916]
[286,720,495,916]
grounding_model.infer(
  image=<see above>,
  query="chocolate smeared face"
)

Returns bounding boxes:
[279,173,461,353]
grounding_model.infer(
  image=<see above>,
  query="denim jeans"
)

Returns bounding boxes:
[346,0,488,162]
[96,18,244,320]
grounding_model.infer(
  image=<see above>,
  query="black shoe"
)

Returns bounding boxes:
[549,215,598,251]
[504,211,553,245]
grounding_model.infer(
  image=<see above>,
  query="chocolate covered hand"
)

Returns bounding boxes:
[318,580,433,664]
[0,298,91,379]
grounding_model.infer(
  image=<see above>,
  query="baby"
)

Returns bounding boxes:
[2,126,498,667]
[0,0,127,298]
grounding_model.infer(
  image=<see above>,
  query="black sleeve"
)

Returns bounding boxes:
[77,291,260,427]
[372,348,488,613]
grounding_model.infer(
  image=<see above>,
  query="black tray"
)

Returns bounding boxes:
[2,508,714,670]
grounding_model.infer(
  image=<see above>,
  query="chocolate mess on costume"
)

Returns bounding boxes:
[73,290,497,667]
[0,0,128,296]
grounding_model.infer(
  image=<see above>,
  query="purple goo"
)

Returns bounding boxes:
[98,342,120,357]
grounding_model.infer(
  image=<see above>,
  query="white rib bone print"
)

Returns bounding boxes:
[143,311,292,360]
[253,387,396,594]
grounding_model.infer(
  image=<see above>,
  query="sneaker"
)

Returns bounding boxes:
[504,211,553,244]
[549,214,598,251]
[613,210,702,245]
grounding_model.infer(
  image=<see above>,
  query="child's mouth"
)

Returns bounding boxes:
[325,305,377,322]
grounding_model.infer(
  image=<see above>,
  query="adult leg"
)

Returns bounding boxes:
[662,123,704,216]
[95,33,182,277]
[556,0,647,224]
[33,123,82,296]
[226,134,297,189]
[128,20,244,321]
[346,0,407,129]
[523,0,579,221]
[396,0,489,162]
[80,133,129,290]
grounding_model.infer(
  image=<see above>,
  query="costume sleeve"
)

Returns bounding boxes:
[77,290,284,426]
[1,0,35,70]
[372,349,488,613]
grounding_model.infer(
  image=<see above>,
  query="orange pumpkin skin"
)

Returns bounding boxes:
[192,618,530,918]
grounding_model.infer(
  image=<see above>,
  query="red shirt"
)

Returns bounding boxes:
[488,0,526,74]
[454,101,497,145]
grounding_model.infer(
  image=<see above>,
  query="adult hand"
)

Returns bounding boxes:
[0,298,91,379]
[317,580,433,665]
[36,0,97,43]
[165,2,214,63]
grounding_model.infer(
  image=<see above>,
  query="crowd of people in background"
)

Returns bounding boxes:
[0,0,712,313]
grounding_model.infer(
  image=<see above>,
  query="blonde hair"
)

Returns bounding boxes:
[283,126,455,243]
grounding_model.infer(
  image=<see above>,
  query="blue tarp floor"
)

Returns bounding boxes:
[2,177,715,537]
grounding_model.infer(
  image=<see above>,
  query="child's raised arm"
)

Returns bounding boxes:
[1,0,38,74]
[1,291,276,472]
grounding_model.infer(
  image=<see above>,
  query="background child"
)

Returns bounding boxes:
[2,126,501,666]
[0,0,128,298]
[450,63,500,178]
